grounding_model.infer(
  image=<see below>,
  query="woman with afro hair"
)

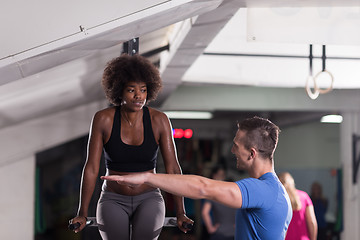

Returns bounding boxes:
[70,54,193,239]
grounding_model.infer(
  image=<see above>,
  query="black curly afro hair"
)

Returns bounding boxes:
[101,54,162,106]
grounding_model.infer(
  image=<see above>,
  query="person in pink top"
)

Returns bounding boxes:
[278,172,318,240]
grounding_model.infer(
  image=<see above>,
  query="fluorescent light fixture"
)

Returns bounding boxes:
[320,114,343,123]
[164,111,213,119]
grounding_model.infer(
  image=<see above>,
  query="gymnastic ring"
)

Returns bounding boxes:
[305,76,319,100]
[313,70,334,94]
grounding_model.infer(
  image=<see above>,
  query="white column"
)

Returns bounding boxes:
[340,112,360,240]
[0,155,35,240]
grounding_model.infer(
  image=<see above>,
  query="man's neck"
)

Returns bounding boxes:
[248,158,274,178]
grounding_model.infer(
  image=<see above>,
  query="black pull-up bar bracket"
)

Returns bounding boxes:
[123,38,139,56]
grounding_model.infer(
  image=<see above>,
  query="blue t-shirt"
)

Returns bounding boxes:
[235,172,292,240]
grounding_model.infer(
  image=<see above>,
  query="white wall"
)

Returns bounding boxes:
[0,155,35,240]
[276,121,340,169]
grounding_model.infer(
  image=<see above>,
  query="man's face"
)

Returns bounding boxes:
[231,129,251,170]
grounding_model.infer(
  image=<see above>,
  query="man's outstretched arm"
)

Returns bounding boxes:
[101,173,242,208]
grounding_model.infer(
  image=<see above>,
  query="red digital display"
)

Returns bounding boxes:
[173,128,193,138]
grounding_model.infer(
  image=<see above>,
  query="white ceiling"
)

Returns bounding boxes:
[1,0,360,131]
[183,8,360,89]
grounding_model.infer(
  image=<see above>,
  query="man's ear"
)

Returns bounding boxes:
[249,148,256,159]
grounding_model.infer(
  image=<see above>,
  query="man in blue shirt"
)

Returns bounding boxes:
[102,116,292,239]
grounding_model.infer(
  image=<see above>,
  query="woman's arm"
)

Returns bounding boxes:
[157,113,183,208]
[201,201,219,234]
[154,110,192,231]
[70,111,107,232]
[305,205,318,240]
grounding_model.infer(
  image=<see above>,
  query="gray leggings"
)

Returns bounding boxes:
[96,189,165,240]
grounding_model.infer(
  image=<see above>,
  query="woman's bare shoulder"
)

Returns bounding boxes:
[147,107,169,123]
[147,107,172,136]
[93,106,116,125]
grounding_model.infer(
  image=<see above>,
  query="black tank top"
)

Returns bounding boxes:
[103,106,159,172]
